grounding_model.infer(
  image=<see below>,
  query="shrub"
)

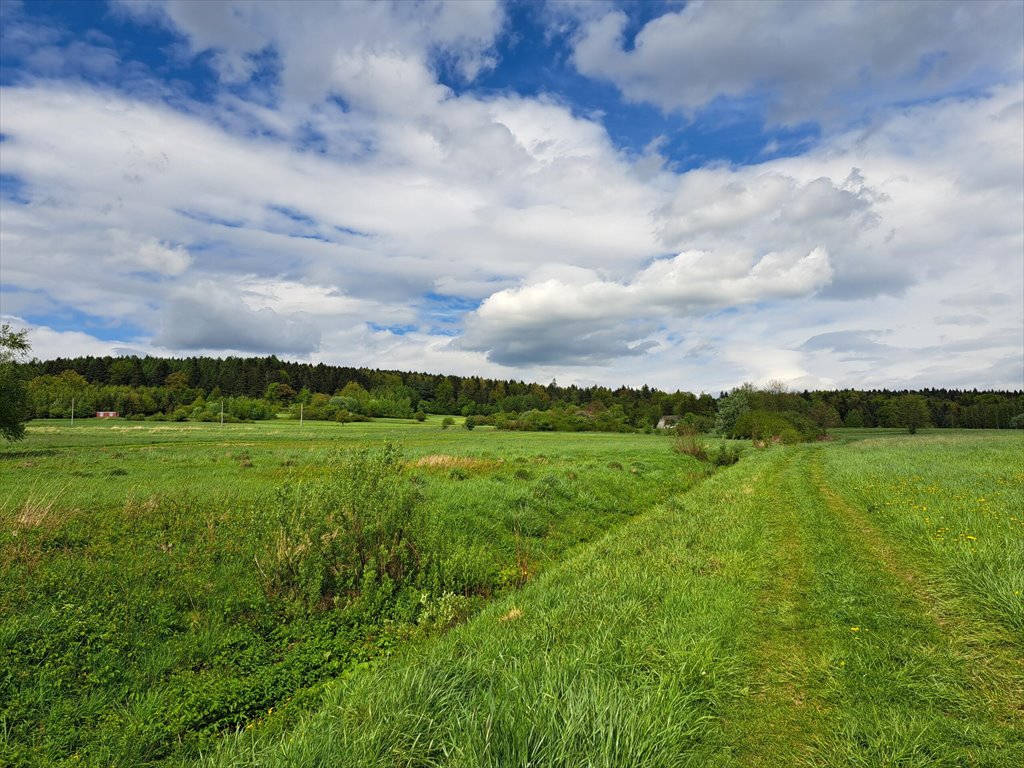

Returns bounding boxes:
[441,416,455,430]
[677,412,714,433]
[710,444,741,466]
[417,591,474,629]
[732,409,818,443]
[252,443,422,609]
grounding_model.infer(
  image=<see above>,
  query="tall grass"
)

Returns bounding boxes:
[822,433,1024,637]
[202,451,778,768]
[4,423,1020,766]
[205,438,1023,768]
[0,420,705,766]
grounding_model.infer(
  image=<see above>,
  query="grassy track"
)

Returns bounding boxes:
[719,451,831,766]
[205,435,1024,767]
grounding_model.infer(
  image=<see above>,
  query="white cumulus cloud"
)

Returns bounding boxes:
[572,0,1024,123]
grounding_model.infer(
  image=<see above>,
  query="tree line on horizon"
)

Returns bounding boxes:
[14,354,1023,432]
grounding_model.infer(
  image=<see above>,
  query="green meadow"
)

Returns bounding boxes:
[2,421,1021,766]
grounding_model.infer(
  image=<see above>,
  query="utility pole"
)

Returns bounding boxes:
[71,397,75,426]
[220,400,224,425]
[300,402,303,426]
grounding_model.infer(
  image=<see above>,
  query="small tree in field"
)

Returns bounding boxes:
[809,398,841,437]
[893,394,931,434]
[0,324,31,440]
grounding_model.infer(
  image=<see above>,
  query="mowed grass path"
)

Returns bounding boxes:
[206,434,1023,767]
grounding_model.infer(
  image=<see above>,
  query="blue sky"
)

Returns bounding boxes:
[1,0,1022,392]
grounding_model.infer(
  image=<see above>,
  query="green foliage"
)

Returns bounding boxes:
[495,404,633,433]
[416,591,474,630]
[809,398,841,435]
[264,381,297,404]
[673,426,740,465]
[709,443,741,466]
[676,411,715,433]
[732,409,819,443]
[252,444,421,607]
[714,390,750,436]
[413,410,426,422]
[291,393,370,423]
[843,408,865,428]
[0,324,31,440]
[718,383,824,444]
[16,352,1024,432]
[441,416,455,429]
[885,393,932,434]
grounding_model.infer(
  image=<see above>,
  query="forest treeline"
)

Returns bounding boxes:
[17,354,1023,431]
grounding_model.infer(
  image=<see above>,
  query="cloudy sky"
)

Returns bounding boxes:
[1,0,1022,393]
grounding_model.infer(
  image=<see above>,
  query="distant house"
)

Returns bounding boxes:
[656,415,681,429]
[96,411,119,419]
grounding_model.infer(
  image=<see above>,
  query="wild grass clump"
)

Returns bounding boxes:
[252,443,421,609]
[709,444,741,466]
[674,427,740,467]
[673,426,708,461]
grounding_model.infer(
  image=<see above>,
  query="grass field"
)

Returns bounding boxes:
[1,418,709,766]
[2,422,1022,766]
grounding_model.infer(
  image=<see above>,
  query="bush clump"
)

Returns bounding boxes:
[252,443,422,609]
[732,409,818,444]
[709,444,741,466]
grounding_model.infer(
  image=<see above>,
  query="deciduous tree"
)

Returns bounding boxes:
[892,394,932,434]
[0,324,31,440]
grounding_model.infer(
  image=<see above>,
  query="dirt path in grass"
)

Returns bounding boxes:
[808,451,1024,729]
